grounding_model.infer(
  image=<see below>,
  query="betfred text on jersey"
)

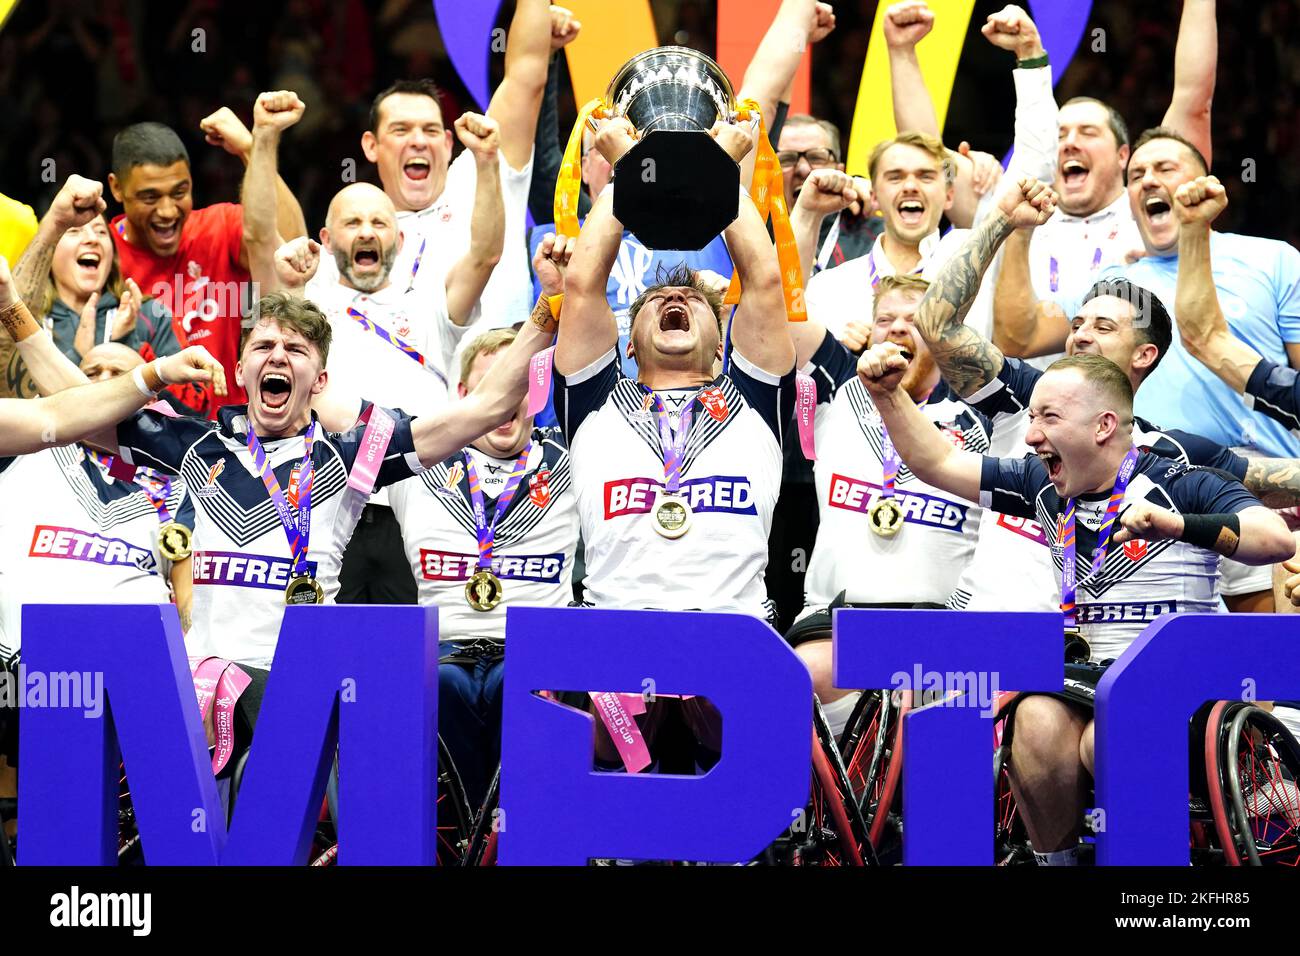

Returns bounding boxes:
[828,474,969,532]
[604,476,757,518]
[191,551,319,590]
[420,550,564,583]
[29,525,158,573]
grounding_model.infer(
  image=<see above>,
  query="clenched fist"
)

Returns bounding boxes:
[1111,502,1185,546]
[809,2,837,44]
[455,112,501,162]
[253,90,306,133]
[883,1,934,49]
[200,106,253,158]
[550,5,581,50]
[1174,175,1227,227]
[794,168,865,218]
[996,175,1057,229]
[274,237,321,290]
[981,4,1044,60]
[48,175,107,231]
[709,118,758,164]
[532,232,573,298]
[959,142,1003,197]
[158,345,228,397]
[593,116,638,166]
[856,341,911,396]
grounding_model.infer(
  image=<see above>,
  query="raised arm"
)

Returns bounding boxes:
[738,0,836,128]
[200,104,307,255]
[884,1,940,136]
[857,340,982,501]
[915,176,1056,396]
[992,226,1070,358]
[444,113,505,326]
[1162,0,1216,163]
[242,91,306,294]
[1172,174,1257,391]
[1115,503,1293,566]
[788,168,863,364]
[715,123,795,377]
[553,120,631,376]
[12,175,107,310]
[486,0,555,171]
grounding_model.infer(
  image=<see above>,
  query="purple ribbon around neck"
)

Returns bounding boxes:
[245,423,317,578]
[463,444,533,571]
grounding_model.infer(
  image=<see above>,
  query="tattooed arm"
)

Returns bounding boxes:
[913,176,1058,397]
[13,175,107,309]
[1245,459,1300,510]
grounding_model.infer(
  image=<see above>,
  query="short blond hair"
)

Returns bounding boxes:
[459,328,517,385]
[867,131,954,187]
[1045,353,1134,427]
[872,274,930,318]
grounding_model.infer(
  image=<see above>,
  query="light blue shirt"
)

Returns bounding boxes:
[1101,232,1300,456]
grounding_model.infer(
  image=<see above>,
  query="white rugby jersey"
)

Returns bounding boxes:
[980,451,1258,662]
[801,332,991,607]
[314,149,535,329]
[553,348,794,618]
[949,357,1251,614]
[387,427,579,642]
[804,232,943,343]
[0,445,193,659]
[115,402,426,668]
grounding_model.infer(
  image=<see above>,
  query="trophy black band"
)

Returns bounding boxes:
[603,47,741,251]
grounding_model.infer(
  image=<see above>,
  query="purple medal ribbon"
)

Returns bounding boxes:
[463,444,534,572]
[646,389,694,494]
[404,237,427,293]
[345,306,448,386]
[245,423,317,579]
[1061,445,1140,629]
[92,453,176,525]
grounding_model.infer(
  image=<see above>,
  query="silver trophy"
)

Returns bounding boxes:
[603,47,741,250]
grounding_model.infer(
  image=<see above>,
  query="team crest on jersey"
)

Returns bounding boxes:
[1123,539,1148,561]
[393,315,412,338]
[195,459,226,498]
[938,422,966,449]
[528,468,552,508]
[699,387,729,423]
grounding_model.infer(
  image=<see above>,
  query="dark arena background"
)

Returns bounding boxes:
[0,0,1297,936]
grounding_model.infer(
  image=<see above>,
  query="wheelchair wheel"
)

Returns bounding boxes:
[1210,704,1300,866]
[840,689,909,853]
[461,766,501,867]
[992,692,1033,865]
[803,698,876,866]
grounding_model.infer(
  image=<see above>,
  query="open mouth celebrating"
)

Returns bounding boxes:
[260,372,293,411]
[659,302,691,333]
[896,198,926,227]
[403,157,431,182]
[1061,158,1089,189]
[75,250,103,278]
[150,221,180,246]
[1144,194,1172,226]
[1038,450,1063,482]
[352,243,382,270]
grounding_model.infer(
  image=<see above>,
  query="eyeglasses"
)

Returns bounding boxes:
[777,148,837,169]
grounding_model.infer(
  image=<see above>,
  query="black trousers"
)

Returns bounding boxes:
[337,504,418,605]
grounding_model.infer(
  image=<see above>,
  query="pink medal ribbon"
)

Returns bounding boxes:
[794,372,817,461]
[589,691,652,773]
[187,656,252,773]
[527,346,555,417]
[346,404,397,494]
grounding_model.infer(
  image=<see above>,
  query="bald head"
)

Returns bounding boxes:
[322,183,401,293]
[80,342,145,382]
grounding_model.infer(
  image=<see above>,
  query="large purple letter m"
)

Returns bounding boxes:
[19,603,439,865]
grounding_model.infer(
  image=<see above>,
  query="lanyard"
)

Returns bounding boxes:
[245,424,317,578]
[463,444,533,571]
[344,306,446,384]
[645,389,695,493]
[1061,446,1140,629]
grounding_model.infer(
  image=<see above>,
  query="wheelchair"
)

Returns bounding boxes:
[992,661,1300,866]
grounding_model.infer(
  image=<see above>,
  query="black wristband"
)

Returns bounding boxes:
[1179,512,1241,554]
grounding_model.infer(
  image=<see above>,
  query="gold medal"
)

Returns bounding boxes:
[466,569,504,611]
[158,521,193,561]
[868,498,904,538]
[285,574,325,606]
[1063,629,1090,664]
[651,492,692,539]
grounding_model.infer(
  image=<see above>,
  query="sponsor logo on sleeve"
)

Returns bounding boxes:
[29,526,158,573]
[418,550,565,584]
[603,476,758,519]
[827,474,968,533]
[190,551,319,591]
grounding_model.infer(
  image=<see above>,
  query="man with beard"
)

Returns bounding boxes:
[990,1,1218,365]
[243,91,505,604]
[858,341,1293,864]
